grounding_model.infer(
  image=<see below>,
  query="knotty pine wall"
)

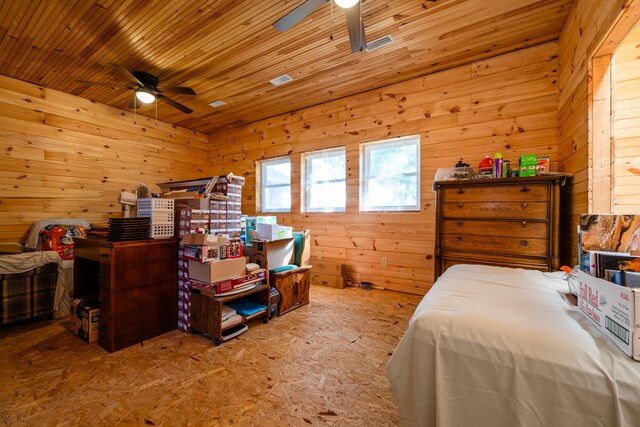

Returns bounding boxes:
[0,74,208,243]
[208,42,560,295]
[558,0,631,262]
[614,22,640,213]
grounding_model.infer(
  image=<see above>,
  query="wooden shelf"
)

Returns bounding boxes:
[189,281,270,345]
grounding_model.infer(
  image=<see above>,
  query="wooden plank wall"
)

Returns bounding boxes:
[614,23,640,213]
[557,0,630,262]
[208,42,560,295]
[0,75,208,244]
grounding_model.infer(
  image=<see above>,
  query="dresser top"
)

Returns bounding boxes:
[74,236,178,248]
[434,174,570,188]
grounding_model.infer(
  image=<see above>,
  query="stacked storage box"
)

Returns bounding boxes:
[137,198,175,238]
[175,205,193,332]
[213,175,245,238]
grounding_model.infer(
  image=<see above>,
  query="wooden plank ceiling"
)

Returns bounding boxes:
[0,0,572,134]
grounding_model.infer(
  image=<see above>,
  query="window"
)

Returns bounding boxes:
[259,157,291,212]
[360,135,420,212]
[302,147,346,212]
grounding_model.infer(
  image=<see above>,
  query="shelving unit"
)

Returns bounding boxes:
[189,283,270,345]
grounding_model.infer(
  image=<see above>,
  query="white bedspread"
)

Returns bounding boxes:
[387,264,640,427]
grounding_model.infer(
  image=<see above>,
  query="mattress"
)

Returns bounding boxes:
[387,264,640,427]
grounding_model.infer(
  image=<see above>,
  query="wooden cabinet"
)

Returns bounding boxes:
[270,266,311,315]
[434,176,567,278]
[74,237,177,352]
[189,283,270,345]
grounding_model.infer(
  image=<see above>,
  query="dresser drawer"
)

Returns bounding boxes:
[442,201,548,219]
[442,234,548,257]
[442,219,547,238]
[443,183,548,202]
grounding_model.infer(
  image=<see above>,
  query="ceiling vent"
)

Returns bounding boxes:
[366,35,394,52]
[269,74,293,86]
[208,100,226,108]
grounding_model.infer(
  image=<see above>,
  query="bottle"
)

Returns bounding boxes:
[494,152,503,178]
[479,155,494,176]
[503,160,511,178]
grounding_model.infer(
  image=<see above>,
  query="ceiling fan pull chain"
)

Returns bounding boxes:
[133,92,136,124]
[329,0,334,41]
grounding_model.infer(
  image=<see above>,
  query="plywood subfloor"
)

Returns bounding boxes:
[0,285,422,426]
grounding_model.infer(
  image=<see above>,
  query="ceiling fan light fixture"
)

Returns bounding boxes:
[334,0,358,9]
[135,89,155,104]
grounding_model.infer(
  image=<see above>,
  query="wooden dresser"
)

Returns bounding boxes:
[434,176,567,278]
[74,237,177,352]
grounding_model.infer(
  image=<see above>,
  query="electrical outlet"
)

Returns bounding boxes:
[317,252,322,260]
[381,257,388,267]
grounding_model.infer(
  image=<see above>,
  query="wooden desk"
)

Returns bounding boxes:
[74,237,177,352]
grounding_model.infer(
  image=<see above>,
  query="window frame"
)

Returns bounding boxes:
[302,146,347,213]
[359,135,420,212]
[259,156,291,213]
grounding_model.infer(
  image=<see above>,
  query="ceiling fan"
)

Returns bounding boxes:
[273,0,367,53]
[78,64,196,114]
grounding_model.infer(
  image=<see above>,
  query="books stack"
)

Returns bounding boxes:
[221,304,242,329]
[583,250,640,286]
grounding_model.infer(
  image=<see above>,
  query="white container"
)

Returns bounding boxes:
[150,223,174,239]
[137,198,174,211]
[256,223,293,241]
[137,209,174,225]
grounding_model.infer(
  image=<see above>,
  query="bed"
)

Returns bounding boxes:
[387,264,640,427]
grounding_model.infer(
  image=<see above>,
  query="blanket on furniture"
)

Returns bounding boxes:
[0,251,70,316]
[387,264,640,427]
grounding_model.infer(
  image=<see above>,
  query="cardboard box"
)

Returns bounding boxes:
[182,233,226,246]
[536,156,550,174]
[184,245,219,262]
[519,154,537,177]
[251,238,294,270]
[244,216,277,245]
[188,257,246,283]
[574,269,640,361]
[256,223,292,241]
[311,272,346,289]
[312,260,345,277]
[70,298,99,343]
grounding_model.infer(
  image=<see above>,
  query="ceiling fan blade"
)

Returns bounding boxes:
[110,63,143,86]
[345,1,367,53]
[77,80,132,89]
[273,0,329,32]
[157,94,193,114]
[156,86,196,95]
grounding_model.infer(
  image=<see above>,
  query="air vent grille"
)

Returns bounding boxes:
[366,35,394,52]
[269,74,293,86]
[208,100,226,108]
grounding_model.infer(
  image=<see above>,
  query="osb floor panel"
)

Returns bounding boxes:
[0,285,422,426]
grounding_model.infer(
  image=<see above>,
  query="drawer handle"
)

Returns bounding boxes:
[457,202,464,208]
[98,326,108,331]
[457,220,464,227]
[521,202,528,209]
[456,236,464,243]
[521,221,527,228]
[520,186,530,192]
[520,240,529,247]
[99,299,108,305]
[99,273,108,278]
[99,254,109,258]
[457,189,465,194]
